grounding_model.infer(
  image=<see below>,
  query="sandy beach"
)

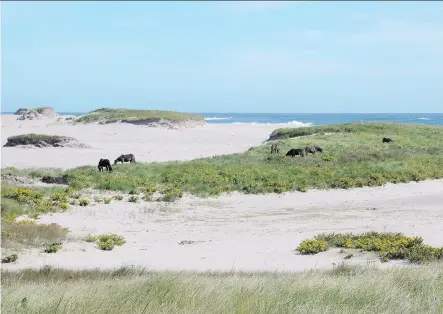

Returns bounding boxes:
[1,114,277,169]
[1,114,443,272]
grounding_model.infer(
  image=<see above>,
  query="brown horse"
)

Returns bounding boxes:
[114,154,136,164]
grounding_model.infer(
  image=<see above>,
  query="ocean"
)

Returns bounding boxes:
[5,112,443,127]
[200,113,443,127]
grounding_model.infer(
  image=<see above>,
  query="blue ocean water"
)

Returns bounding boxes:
[4,112,442,127]
[200,113,443,127]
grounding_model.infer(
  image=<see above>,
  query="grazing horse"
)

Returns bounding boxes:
[98,159,112,172]
[114,153,136,164]
[270,143,280,154]
[382,137,394,143]
[286,148,305,157]
[305,145,323,154]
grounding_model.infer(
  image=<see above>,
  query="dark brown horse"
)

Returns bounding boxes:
[286,148,305,157]
[382,137,394,143]
[98,159,112,172]
[305,145,323,154]
[114,154,136,164]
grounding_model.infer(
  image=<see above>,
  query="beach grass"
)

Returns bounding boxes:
[1,182,71,253]
[75,108,204,124]
[2,264,443,313]
[4,122,443,196]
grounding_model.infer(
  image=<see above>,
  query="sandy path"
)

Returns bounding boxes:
[1,115,277,169]
[3,180,442,272]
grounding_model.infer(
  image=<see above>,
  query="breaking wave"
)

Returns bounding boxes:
[204,117,233,121]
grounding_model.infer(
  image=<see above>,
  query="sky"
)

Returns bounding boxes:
[2,1,443,113]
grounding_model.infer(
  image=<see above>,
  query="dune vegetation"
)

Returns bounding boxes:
[75,108,205,124]
[297,232,443,264]
[5,122,443,197]
[0,182,71,254]
[3,134,76,147]
[2,264,443,313]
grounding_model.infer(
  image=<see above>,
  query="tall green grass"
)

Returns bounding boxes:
[2,264,443,313]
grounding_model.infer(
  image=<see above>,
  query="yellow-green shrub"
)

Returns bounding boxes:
[43,242,62,253]
[304,232,443,264]
[78,199,90,206]
[296,239,329,255]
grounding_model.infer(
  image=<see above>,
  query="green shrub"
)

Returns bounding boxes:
[1,254,18,263]
[97,239,115,251]
[296,239,329,255]
[113,195,123,201]
[144,183,157,196]
[78,199,90,207]
[322,154,336,162]
[97,234,126,251]
[84,234,98,242]
[103,198,112,204]
[50,192,68,203]
[157,187,183,202]
[43,242,62,253]
[4,188,43,204]
[98,234,126,246]
[85,233,126,251]
[304,232,443,263]
[58,202,69,210]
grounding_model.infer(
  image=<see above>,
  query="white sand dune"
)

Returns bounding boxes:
[1,114,277,169]
[1,114,442,272]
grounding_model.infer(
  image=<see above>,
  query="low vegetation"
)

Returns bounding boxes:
[78,198,90,206]
[297,232,443,263]
[2,264,443,313]
[1,254,18,264]
[43,242,62,253]
[3,134,78,147]
[1,182,72,259]
[75,108,204,124]
[3,123,443,199]
[84,233,126,251]
[4,122,439,197]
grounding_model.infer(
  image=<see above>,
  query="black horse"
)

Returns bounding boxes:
[286,148,305,157]
[98,159,112,172]
[382,137,394,143]
[114,153,136,165]
[305,145,323,154]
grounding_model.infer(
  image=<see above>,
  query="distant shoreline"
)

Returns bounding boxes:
[3,112,443,126]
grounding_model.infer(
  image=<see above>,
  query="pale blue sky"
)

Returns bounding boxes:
[2,1,442,113]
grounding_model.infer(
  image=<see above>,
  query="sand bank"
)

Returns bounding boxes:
[3,179,442,272]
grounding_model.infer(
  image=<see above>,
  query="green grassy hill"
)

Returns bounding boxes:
[5,122,443,197]
[75,108,204,124]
